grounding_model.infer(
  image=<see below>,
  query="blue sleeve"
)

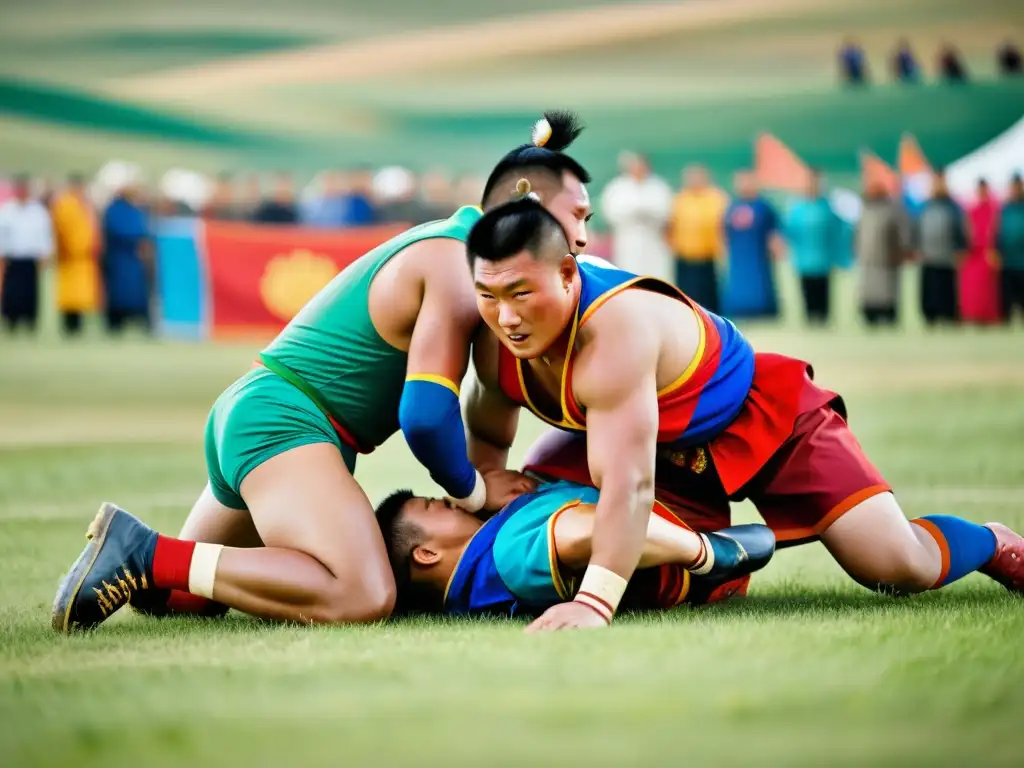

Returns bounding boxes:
[398,377,477,499]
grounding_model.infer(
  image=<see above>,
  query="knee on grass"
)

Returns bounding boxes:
[855,545,939,595]
[308,572,397,625]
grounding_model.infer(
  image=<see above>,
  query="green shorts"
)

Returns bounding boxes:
[204,367,357,510]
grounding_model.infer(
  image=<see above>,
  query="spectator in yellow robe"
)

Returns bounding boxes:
[667,164,729,313]
[51,173,101,337]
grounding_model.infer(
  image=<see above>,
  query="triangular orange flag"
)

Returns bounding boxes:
[898,134,932,176]
[860,150,902,196]
[754,133,813,192]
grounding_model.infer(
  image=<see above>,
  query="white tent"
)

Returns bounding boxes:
[946,116,1024,201]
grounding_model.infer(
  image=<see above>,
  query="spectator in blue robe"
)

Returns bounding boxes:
[721,171,781,321]
[101,183,152,334]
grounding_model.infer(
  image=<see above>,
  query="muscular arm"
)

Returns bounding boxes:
[399,244,482,503]
[463,322,521,474]
[572,308,660,587]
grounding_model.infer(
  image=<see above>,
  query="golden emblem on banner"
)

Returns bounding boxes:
[260,249,338,321]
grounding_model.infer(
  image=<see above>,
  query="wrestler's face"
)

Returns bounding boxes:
[404,497,482,572]
[544,172,591,255]
[474,250,579,360]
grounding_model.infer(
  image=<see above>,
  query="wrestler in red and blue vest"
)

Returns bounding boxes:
[498,258,758,457]
[467,185,1024,611]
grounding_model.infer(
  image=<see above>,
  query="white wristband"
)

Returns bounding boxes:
[448,470,487,514]
[574,564,628,624]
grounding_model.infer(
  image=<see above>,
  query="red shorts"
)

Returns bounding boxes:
[522,403,890,549]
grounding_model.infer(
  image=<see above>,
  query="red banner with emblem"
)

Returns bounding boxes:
[202,221,408,339]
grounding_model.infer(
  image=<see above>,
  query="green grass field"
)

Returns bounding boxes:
[2,268,1024,766]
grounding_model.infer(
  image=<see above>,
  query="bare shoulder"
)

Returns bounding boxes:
[580,287,659,338]
[574,292,659,407]
[402,236,467,272]
[419,239,477,304]
[370,236,477,347]
[385,238,475,308]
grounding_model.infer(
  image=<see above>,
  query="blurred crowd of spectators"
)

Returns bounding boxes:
[193,167,484,229]
[0,166,485,337]
[600,155,1024,328]
[838,37,1022,86]
[1,155,1023,338]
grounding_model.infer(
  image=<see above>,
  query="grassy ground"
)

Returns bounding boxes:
[1,268,1023,766]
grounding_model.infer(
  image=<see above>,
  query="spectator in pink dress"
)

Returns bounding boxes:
[959,179,1002,324]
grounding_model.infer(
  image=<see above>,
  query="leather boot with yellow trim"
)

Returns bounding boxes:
[52,503,159,633]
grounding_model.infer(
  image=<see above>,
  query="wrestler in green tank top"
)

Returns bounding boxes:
[258,205,482,450]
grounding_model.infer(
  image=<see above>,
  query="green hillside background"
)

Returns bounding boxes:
[1,0,1021,193]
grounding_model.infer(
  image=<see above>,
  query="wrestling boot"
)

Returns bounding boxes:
[130,586,229,619]
[128,588,173,617]
[703,524,776,580]
[687,524,776,605]
[979,523,1024,594]
[52,503,160,633]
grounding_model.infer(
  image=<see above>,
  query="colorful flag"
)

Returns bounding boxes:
[754,133,812,192]
[898,133,932,177]
[859,150,901,196]
[155,218,407,340]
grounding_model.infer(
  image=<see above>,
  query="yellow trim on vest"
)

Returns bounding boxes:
[577,275,707,400]
[656,309,706,397]
[514,306,585,431]
[406,373,460,397]
[546,500,581,600]
[558,306,587,429]
[674,568,692,606]
[578,276,650,327]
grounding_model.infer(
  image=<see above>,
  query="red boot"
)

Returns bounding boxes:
[979,523,1024,594]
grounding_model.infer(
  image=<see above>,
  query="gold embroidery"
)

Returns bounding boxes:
[690,447,708,474]
[664,449,689,468]
[661,446,708,474]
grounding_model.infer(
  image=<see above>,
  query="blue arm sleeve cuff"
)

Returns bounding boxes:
[399,378,477,498]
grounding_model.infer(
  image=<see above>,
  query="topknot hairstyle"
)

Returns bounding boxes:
[481,110,591,205]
